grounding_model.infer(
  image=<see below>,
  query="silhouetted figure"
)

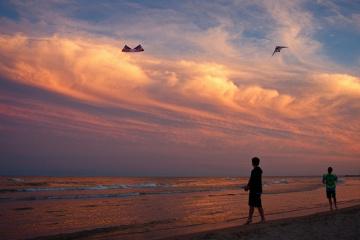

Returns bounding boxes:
[323,167,338,210]
[122,44,144,52]
[272,46,288,56]
[244,157,265,224]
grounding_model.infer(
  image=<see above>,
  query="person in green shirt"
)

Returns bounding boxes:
[322,167,338,210]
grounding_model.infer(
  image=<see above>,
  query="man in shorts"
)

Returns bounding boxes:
[244,157,265,224]
[322,167,338,210]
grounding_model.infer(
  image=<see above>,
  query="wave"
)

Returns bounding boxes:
[7,177,25,182]
[225,177,237,181]
[0,183,339,202]
[273,179,288,184]
[19,182,167,192]
[17,182,243,193]
[265,178,289,185]
[15,192,141,201]
[3,188,239,202]
[46,192,141,200]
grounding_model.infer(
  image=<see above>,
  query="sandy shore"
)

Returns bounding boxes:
[164,205,360,240]
[28,205,360,240]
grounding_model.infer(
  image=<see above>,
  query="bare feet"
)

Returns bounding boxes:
[245,219,252,225]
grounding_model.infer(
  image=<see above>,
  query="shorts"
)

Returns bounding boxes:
[248,192,262,207]
[326,189,336,199]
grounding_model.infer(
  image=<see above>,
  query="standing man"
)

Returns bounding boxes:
[323,167,338,210]
[244,157,265,224]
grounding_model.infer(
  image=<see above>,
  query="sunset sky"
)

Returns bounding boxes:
[0,0,359,176]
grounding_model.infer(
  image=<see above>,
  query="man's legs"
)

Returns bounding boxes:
[328,197,333,210]
[258,207,265,222]
[327,190,333,210]
[246,206,254,224]
[333,192,337,209]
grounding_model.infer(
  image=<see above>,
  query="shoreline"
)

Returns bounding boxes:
[162,204,360,240]
[27,204,360,240]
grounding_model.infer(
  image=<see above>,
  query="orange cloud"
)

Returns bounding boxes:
[0,34,151,106]
[314,73,360,97]
[0,33,359,165]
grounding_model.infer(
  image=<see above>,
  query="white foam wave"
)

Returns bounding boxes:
[271,179,288,184]
[21,183,165,192]
[38,192,141,200]
[8,178,25,182]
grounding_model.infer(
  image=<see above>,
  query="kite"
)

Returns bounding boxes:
[272,46,288,56]
[122,44,144,52]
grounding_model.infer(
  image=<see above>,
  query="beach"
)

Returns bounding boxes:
[26,205,360,240]
[164,205,360,240]
[1,176,359,240]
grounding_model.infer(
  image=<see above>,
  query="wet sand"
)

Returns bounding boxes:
[28,205,360,240]
[164,205,360,240]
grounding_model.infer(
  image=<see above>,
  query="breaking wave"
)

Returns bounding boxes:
[20,183,166,192]
[270,179,289,184]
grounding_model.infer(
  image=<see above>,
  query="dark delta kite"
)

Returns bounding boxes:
[272,46,288,56]
[122,44,144,52]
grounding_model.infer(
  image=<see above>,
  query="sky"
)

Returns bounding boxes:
[0,0,359,176]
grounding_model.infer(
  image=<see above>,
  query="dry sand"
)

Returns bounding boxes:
[163,205,360,240]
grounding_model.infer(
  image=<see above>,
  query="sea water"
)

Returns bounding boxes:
[0,176,359,239]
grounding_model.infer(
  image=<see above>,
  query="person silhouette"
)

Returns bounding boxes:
[244,157,265,224]
[323,167,338,210]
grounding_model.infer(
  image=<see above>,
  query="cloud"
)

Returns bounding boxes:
[0,34,151,106]
[1,34,358,148]
[0,0,359,175]
[173,61,295,113]
[314,73,360,97]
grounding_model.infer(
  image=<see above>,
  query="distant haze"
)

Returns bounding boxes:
[0,0,359,176]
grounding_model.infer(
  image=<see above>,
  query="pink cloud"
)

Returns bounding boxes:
[0,33,359,175]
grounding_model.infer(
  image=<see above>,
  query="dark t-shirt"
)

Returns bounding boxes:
[248,166,263,193]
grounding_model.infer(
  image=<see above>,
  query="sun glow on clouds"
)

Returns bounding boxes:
[0,34,359,153]
[315,73,360,97]
[0,34,302,119]
[0,35,150,106]
[0,0,359,175]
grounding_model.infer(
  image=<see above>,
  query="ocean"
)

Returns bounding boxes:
[1,176,359,240]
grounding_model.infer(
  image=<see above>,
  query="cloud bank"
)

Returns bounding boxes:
[0,0,359,175]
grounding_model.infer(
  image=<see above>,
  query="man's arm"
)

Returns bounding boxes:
[322,175,326,184]
[244,171,253,191]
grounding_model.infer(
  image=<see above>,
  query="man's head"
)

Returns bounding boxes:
[328,167,333,173]
[252,157,260,167]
